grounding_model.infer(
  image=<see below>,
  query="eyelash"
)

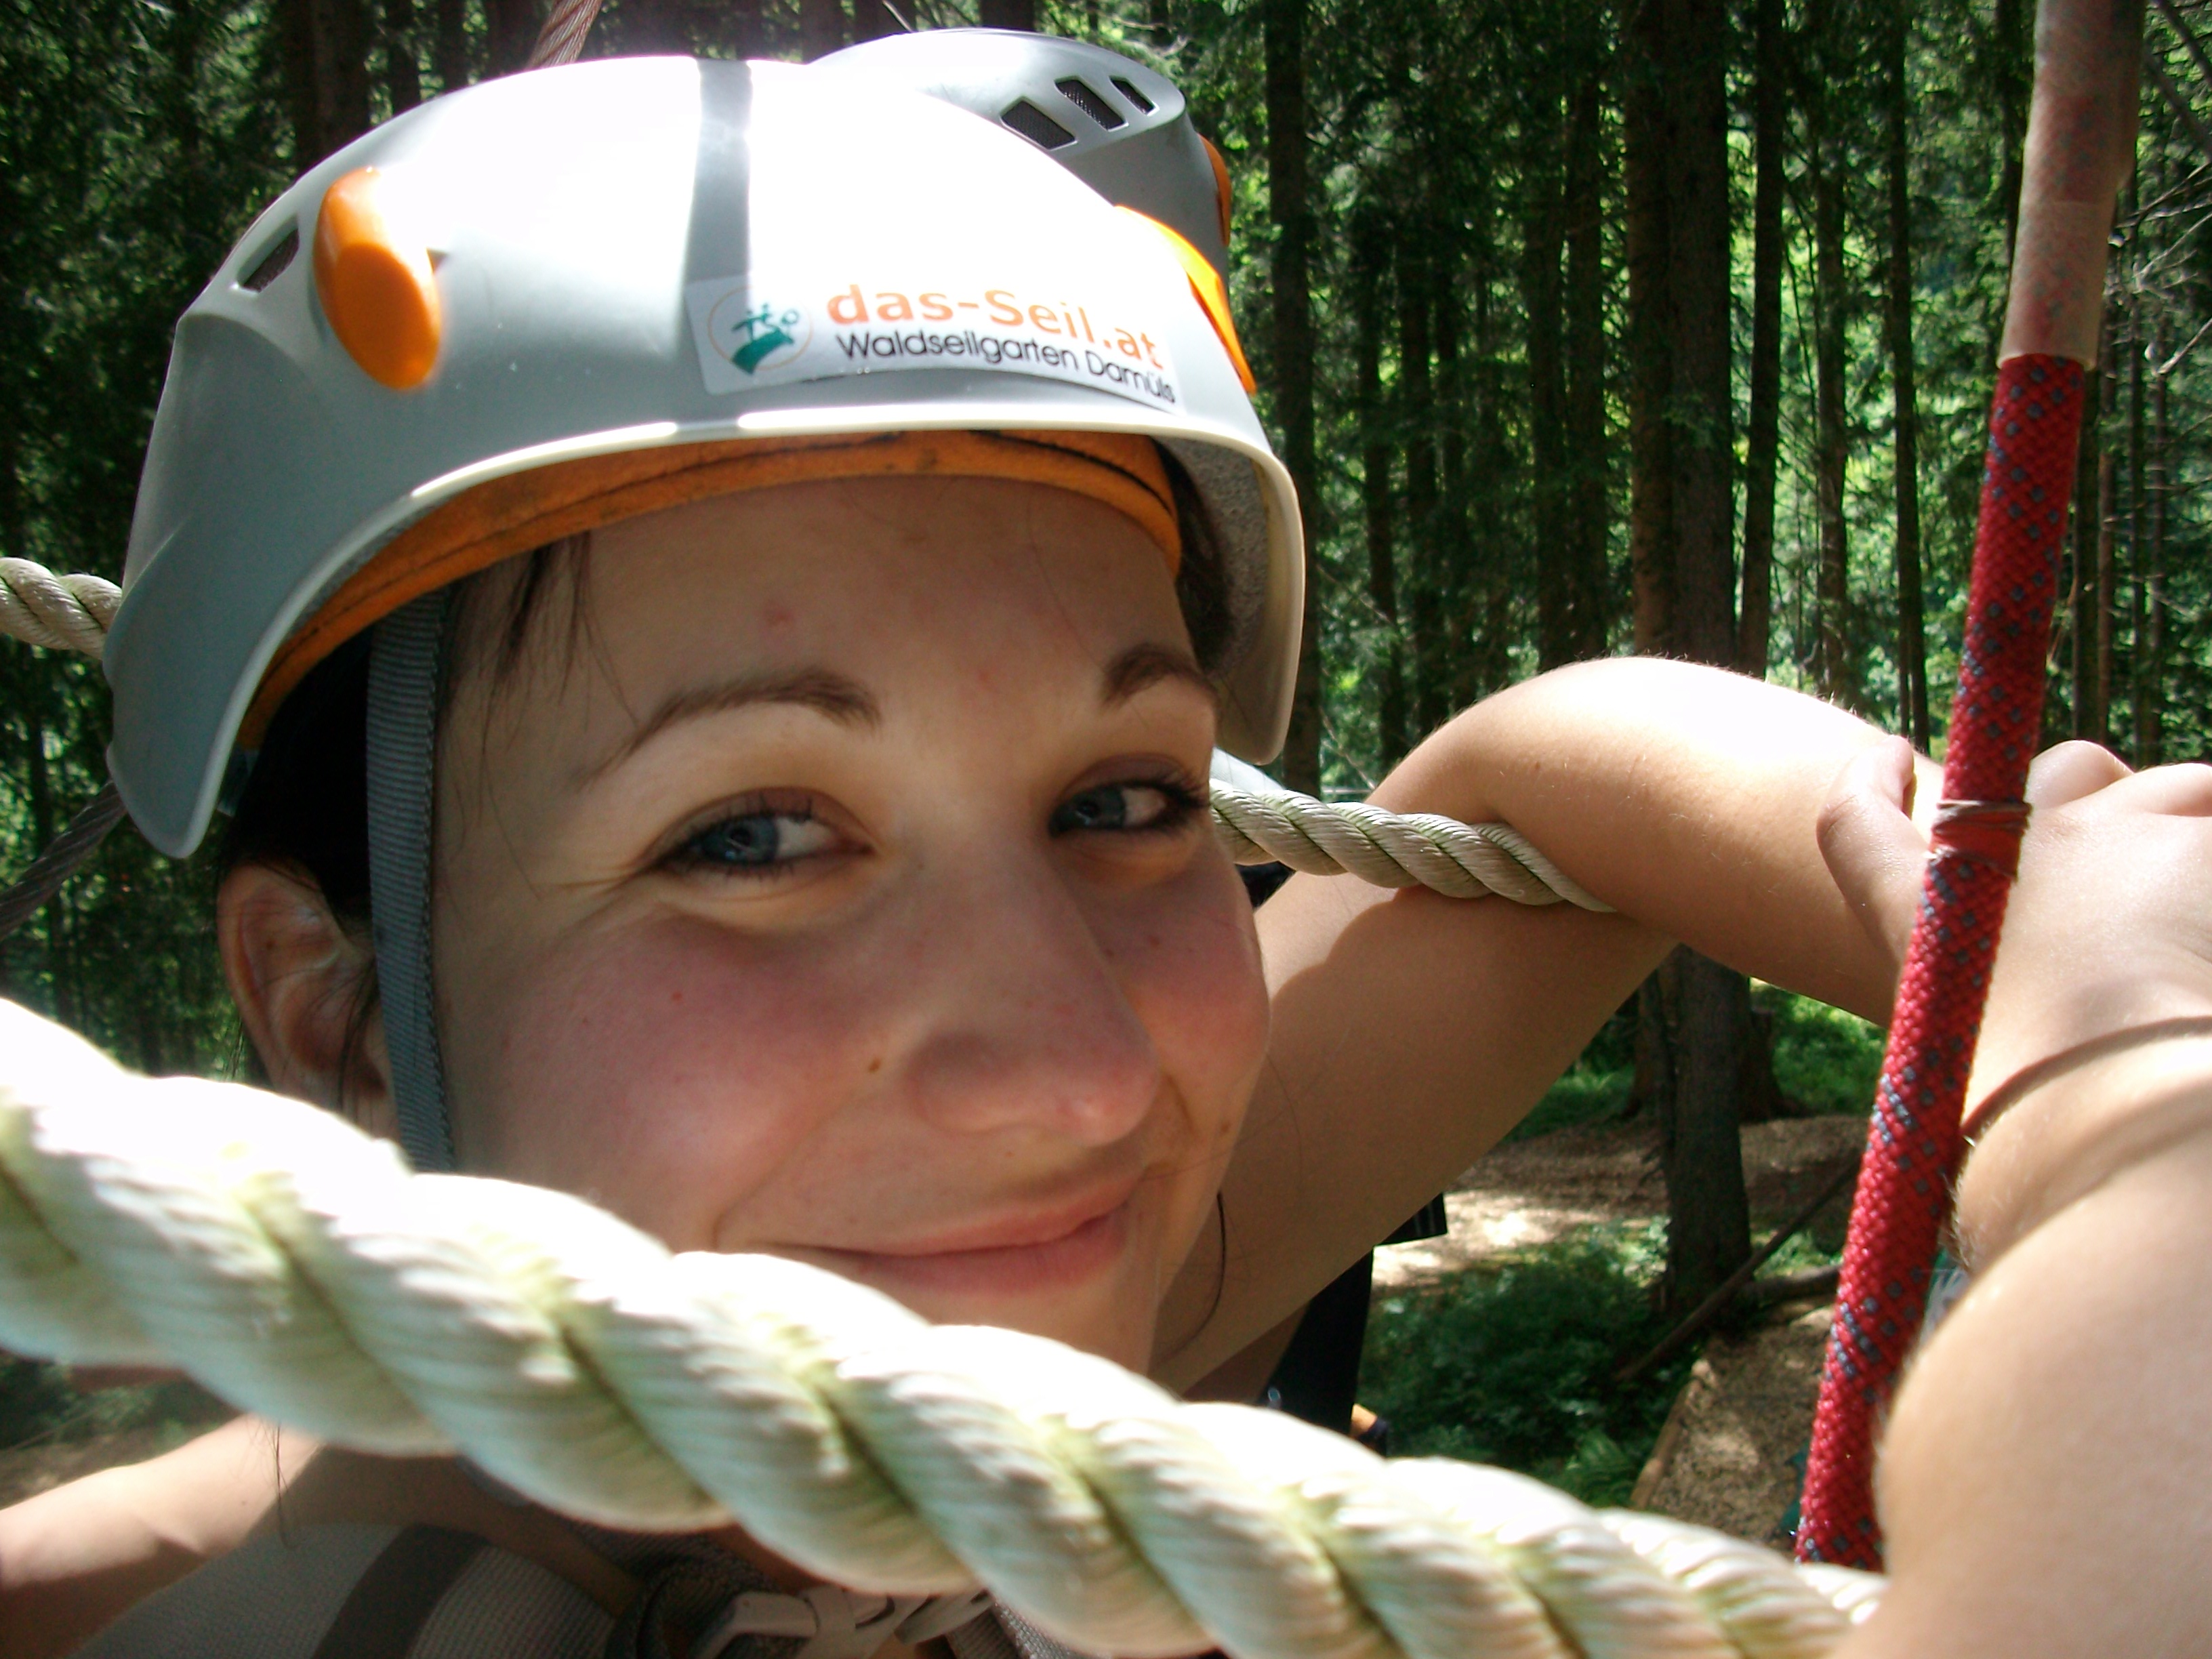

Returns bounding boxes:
[660,771,1206,883]
[1050,774,1206,839]
[661,795,840,880]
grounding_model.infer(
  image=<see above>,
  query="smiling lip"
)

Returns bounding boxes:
[797,1182,1139,1298]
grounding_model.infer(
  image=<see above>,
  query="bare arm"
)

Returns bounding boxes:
[1160,658,1923,1382]
[0,1418,302,1659]
[1367,656,1931,1020]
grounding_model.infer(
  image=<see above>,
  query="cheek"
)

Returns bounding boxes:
[448,914,882,1246]
[1108,861,1270,1164]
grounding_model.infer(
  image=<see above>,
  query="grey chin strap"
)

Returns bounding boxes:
[366,592,456,1172]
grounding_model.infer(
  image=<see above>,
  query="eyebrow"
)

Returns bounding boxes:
[577,666,882,784]
[1103,642,1217,710]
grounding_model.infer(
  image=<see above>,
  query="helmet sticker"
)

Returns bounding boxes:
[686,271,1183,413]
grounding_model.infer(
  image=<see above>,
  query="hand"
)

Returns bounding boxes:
[1974,746,2212,1101]
[1816,737,2212,1102]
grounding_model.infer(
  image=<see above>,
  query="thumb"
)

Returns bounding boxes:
[1817,737,1927,975]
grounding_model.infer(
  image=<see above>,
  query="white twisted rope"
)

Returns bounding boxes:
[0,999,1872,1658]
[1208,783,1611,910]
[0,558,1603,909]
[0,558,119,662]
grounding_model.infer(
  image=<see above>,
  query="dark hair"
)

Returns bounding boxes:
[218,631,374,929]
[218,462,1237,936]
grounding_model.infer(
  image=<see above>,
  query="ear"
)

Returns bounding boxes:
[217,863,396,1140]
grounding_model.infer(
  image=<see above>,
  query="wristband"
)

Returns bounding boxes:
[1963,1015,2212,1144]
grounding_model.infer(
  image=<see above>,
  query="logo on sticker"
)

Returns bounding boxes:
[685,272,1183,413]
[704,293,811,377]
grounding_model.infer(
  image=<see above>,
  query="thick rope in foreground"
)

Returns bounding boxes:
[0,998,1874,1659]
[0,558,1602,911]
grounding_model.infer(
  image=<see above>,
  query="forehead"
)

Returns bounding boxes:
[459,474,1194,726]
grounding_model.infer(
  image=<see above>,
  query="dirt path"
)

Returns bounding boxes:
[1629,1299,1835,1547]
[1374,1113,1866,1289]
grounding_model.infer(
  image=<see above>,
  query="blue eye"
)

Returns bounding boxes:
[1051,781,1195,836]
[674,808,838,873]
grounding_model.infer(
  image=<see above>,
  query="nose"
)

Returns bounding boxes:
[898,853,1164,1146]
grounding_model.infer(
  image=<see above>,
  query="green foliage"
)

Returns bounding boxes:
[1759,984,1886,1117]
[0,0,283,1072]
[1511,985,1885,1142]
[1508,1062,1635,1143]
[0,1360,228,1453]
[1361,1224,1687,1504]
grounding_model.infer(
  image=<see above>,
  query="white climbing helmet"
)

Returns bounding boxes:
[106,39,1300,859]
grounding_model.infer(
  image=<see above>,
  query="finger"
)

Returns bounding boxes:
[1818,738,1927,965]
[2025,739,2131,808]
[2091,761,2212,819]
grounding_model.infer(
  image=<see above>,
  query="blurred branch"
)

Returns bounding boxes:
[2158,307,2212,373]
[2146,43,2212,164]
[2155,0,2212,91]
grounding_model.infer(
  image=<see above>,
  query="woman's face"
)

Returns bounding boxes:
[432,476,1269,1371]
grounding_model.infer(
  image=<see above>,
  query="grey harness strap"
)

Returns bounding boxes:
[308,1527,485,1659]
[366,592,455,1171]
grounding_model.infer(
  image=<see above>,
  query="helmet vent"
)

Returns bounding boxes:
[1056,77,1126,129]
[1110,76,1155,114]
[239,227,300,293]
[1001,98,1076,150]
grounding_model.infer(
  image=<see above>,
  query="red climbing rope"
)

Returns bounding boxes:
[1797,355,2083,1569]
[1796,0,2140,1565]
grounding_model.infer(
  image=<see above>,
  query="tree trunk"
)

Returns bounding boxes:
[1740,0,1784,678]
[729,1,767,56]
[851,0,901,41]
[1437,243,1479,709]
[278,0,372,165]
[483,0,539,75]
[1525,91,1572,671]
[1624,0,1675,655]
[2095,321,2117,746]
[2070,310,2108,741]
[1562,66,1612,663]
[2129,288,2148,765]
[1659,0,1734,666]
[1641,949,1757,1312]
[1885,5,1927,748]
[434,0,468,91]
[1623,0,1763,1317]
[20,700,74,1029]
[800,0,846,58]
[1992,0,2031,272]
[1353,210,1409,766]
[1264,0,1322,792]
[1805,3,1853,707]
[1460,243,1513,706]
[979,0,1038,29]
[384,0,422,112]
[2146,337,2167,764]
[1398,220,1444,738]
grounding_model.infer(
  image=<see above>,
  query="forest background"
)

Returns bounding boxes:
[3,0,2207,1317]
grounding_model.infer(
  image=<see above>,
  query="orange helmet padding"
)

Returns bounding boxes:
[241,428,1182,747]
